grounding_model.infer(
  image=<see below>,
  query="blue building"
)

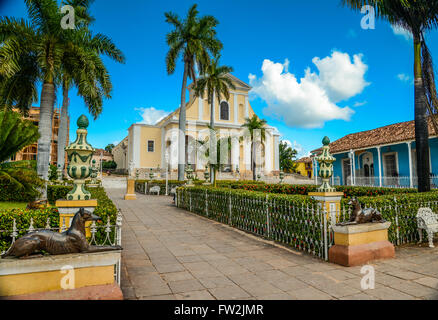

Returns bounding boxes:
[311,119,438,188]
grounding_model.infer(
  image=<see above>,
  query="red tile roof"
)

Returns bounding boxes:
[296,157,312,163]
[312,118,437,154]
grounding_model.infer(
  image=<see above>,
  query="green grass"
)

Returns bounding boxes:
[0,202,27,210]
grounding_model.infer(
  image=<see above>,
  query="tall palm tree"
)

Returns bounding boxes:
[0,0,124,191]
[165,4,222,181]
[342,0,438,192]
[193,55,235,182]
[56,0,124,175]
[242,115,267,180]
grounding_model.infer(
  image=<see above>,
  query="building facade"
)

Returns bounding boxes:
[113,74,281,176]
[311,119,438,188]
[296,157,313,179]
[10,107,69,165]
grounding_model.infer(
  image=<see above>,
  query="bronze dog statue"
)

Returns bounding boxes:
[1,208,121,258]
[26,200,48,210]
[339,198,385,225]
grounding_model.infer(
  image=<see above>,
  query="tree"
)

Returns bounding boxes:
[0,0,125,192]
[56,0,125,174]
[165,4,222,181]
[105,143,115,153]
[342,0,438,192]
[193,55,235,182]
[279,141,298,173]
[0,110,43,198]
[197,126,231,186]
[242,115,267,180]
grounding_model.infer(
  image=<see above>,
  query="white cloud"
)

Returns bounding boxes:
[281,139,309,158]
[397,73,410,82]
[391,25,412,41]
[136,107,170,125]
[354,101,367,107]
[249,51,369,128]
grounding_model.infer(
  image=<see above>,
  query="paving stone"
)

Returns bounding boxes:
[256,293,296,300]
[287,287,333,300]
[366,287,416,300]
[385,270,425,280]
[161,271,194,282]
[208,284,252,300]
[154,263,186,273]
[339,293,379,300]
[270,277,309,291]
[414,277,438,289]
[387,281,438,298]
[169,279,205,294]
[239,281,284,297]
[198,276,236,289]
[176,290,216,300]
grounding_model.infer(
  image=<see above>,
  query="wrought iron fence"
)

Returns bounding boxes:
[0,209,123,285]
[177,188,329,260]
[177,188,435,261]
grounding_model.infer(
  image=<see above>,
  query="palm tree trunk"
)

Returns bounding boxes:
[178,61,189,181]
[414,33,431,192]
[36,82,56,197]
[210,90,215,184]
[57,83,69,177]
[252,140,256,181]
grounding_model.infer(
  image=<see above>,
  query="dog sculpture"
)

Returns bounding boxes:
[1,208,121,258]
[340,198,385,225]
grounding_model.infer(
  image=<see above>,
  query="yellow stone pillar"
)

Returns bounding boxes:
[55,199,98,238]
[308,192,344,223]
[124,178,137,200]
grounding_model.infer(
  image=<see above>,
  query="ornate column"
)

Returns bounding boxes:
[308,136,344,224]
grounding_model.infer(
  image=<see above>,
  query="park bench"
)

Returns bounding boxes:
[417,207,438,248]
[149,186,161,195]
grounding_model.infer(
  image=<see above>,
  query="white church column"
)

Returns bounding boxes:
[273,134,280,171]
[244,95,249,118]
[198,96,203,121]
[231,133,239,171]
[264,131,272,174]
[234,93,238,124]
[132,125,141,169]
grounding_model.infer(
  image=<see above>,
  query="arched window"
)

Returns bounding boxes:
[220,101,229,120]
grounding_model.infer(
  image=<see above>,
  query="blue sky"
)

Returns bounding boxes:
[3,0,438,157]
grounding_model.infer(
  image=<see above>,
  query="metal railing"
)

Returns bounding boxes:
[328,175,438,189]
[0,209,123,285]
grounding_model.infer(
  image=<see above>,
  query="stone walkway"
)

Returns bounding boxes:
[107,188,438,300]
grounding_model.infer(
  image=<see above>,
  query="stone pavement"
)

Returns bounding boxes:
[106,188,438,300]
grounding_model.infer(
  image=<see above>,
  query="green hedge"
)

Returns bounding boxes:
[0,207,59,253]
[345,191,438,245]
[1,186,119,253]
[233,183,418,197]
[177,186,324,258]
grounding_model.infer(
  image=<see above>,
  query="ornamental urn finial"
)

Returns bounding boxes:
[65,115,94,200]
[316,136,336,192]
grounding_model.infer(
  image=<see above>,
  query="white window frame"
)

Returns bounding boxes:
[147,140,155,153]
[219,100,230,121]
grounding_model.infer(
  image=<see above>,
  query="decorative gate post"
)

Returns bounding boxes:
[56,115,97,237]
[308,136,343,223]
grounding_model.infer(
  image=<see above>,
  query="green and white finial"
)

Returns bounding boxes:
[316,136,336,192]
[65,115,94,200]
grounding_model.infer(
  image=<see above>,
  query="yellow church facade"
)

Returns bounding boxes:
[113,74,280,176]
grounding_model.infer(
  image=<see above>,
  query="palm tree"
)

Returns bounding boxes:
[56,0,124,175]
[196,126,231,186]
[193,55,235,182]
[165,4,222,181]
[342,0,438,192]
[242,115,267,180]
[0,0,124,191]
